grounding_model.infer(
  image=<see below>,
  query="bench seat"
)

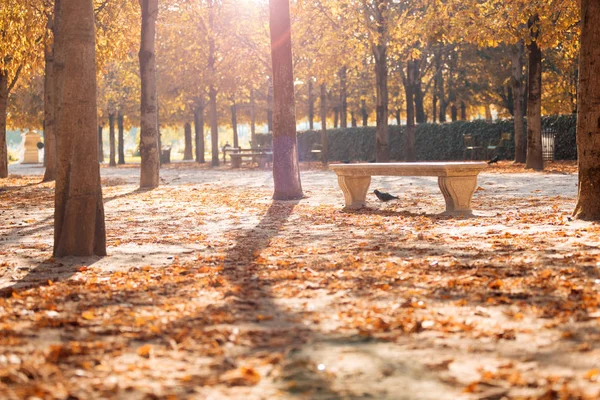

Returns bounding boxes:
[229,152,272,168]
[329,162,487,214]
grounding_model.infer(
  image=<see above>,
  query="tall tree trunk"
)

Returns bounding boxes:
[139,0,159,188]
[117,112,125,164]
[351,111,357,127]
[269,0,303,199]
[183,122,193,160]
[333,106,339,128]
[404,60,416,162]
[0,72,7,178]
[194,98,205,163]
[432,93,438,123]
[414,62,426,123]
[53,0,106,257]
[250,89,256,146]
[395,109,401,126]
[307,79,314,130]
[267,77,273,133]
[320,84,328,165]
[374,15,389,162]
[361,99,368,126]
[209,87,218,166]
[512,41,526,163]
[450,104,458,122]
[525,15,543,171]
[97,125,104,162]
[43,19,57,182]
[460,101,467,121]
[231,101,239,148]
[484,104,492,121]
[339,66,347,128]
[437,54,447,122]
[108,112,116,166]
[575,0,600,219]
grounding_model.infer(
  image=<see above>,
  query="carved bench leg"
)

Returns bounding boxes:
[337,175,371,209]
[231,157,241,168]
[438,176,478,214]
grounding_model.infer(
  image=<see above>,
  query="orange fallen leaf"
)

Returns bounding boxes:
[137,344,153,358]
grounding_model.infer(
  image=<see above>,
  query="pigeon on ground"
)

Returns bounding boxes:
[487,155,499,164]
[374,189,399,202]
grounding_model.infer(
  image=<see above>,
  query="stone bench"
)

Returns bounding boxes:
[229,152,272,168]
[329,162,487,215]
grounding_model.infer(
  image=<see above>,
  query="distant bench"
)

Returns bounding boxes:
[329,162,487,215]
[229,152,272,168]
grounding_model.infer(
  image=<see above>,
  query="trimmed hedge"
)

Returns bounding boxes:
[256,114,577,162]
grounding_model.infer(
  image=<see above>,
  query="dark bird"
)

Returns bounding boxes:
[374,189,399,202]
[487,155,499,164]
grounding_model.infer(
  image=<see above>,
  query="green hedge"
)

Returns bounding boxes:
[255,114,577,162]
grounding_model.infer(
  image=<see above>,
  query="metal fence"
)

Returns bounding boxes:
[542,127,557,161]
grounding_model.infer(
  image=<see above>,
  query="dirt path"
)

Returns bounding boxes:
[1,161,599,399]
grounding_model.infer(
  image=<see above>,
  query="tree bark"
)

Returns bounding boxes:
[269,0,303,199]
[307,79,314,130]
[414,62,426,124]
[320,84,328,165]
[52,0,106,257]
[395,109,401,126]
[231,101,238,148]
[97,125,104,162]
[194,98,205,163]
[0,71,8,178]
[351,111,357,127]
[460,101,467,121]
[340,66,347,128]
[525,15,543,171]
[108,112,116,166]
[512,41,526,163]
[574,0,600,219]
[209,86,218,166]
[374,16,389,162]
[361,99,368,126]
[437,52,447,123]
[139,0,159,188]
[250,89,256,145]
[183,122,193,160]
[267,77,273,133]
[333,106,339,128]
[117,112,125,164]
[404,60,416,162]
[43,19,57,182]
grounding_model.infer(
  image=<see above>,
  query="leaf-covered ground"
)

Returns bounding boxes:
[1,161,599,399]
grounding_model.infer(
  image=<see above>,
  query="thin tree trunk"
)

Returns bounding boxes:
[438,55,447,122]
[320,84,328,165]
[525,15,543,171]
[361,99,368,126]
[404,60,416,162]
[97,125,104,162]
[308,79,314,130]
[374,23,389,162]
[209,87,218,166]
[432,93,438,123]
[117,112,125,164]
[43,19,57,182]
[269,0,303,199]
[53,0,106,256]
[139,0,159,188]
[108,112,116,166]
[395,109,401,126]
[351,111,357,127]
[183,122,193,160]
[231,101,238,148]
[0,71,7,178]
[194,98,205,163]
[333,106,339,128]
[267,77,273,133]
[574,0,600,219]
[512,41,526,163]
[340,66,347,128]
[460,101,467,121]
[414,62,426,123]
[250,89,256,146]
